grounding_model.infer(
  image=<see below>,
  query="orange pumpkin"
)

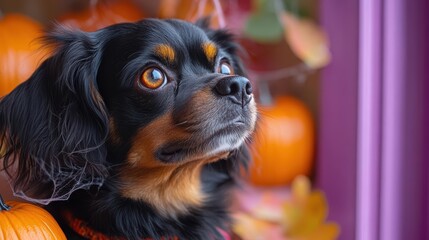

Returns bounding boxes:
[60,0,144,31]
[0,14,50,97]
[0,195,66,239]
[249,96,315,186]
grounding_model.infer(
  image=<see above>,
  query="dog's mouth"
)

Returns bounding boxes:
[156,118,250,163]
[157,143,190,163]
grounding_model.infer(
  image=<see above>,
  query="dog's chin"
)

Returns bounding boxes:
[156,121,250,164]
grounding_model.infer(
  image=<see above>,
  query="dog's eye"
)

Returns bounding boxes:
[139,67,167,89]
[218,62,234,75]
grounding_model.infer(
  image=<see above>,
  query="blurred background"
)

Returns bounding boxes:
[0,0,428,240]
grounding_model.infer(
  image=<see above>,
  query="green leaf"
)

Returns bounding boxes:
[244,12,284,43]
[283,0,311,19]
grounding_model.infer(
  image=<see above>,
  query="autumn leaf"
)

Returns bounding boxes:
[282,176,340,240]
[281,12,331,69]
[232,176,340,240]
[232,213,285,240]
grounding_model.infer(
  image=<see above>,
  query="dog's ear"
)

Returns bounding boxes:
[0,28,109,204]
[196,18,247,77]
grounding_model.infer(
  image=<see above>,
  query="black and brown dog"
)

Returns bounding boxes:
[0,18,257,239]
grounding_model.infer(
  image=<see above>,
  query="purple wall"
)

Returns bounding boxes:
[317,1,359,240]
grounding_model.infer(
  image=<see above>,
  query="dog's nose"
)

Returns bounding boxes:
[214,76,253,106]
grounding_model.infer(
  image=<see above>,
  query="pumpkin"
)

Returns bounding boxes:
[249,96,315,186]
[0,195,66,239]
[59,0,144,31]
[0,14,50,97]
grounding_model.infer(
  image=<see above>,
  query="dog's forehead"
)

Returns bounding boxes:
[137,20,207,45]
[139,19,216,61]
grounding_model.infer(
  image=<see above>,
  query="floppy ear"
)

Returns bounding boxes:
[196,18,247,77]
[0,28,109,204]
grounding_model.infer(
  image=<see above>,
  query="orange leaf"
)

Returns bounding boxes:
[281,12,331,69]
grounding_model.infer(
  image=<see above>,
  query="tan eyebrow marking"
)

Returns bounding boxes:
[154,44,175,63]
[202,42,217,62]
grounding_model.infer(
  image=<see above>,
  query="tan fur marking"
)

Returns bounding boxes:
[154,44,175,63]
[121,113,229,217]
[202,42,217,62]
[121,161,204,217]
[108,118,121,144]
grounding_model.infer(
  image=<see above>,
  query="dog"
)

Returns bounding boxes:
[0,18,257,239]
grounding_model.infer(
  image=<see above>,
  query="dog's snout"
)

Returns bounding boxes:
[214,76,253,106]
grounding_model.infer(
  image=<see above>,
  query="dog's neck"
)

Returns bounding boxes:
[120,161,205,218]
[119,152,230,218]
[58,156,237,239]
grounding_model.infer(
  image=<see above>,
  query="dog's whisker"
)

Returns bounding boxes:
[175,120,188,125]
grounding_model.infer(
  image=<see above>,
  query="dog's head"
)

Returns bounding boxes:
[0,19,256,216]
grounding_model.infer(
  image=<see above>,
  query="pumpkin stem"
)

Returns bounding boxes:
[0,195,11,211]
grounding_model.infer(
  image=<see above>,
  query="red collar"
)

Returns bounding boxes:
[62,210,178,240]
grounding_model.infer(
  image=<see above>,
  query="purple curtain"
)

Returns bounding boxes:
[357,1,429,239]
[319,0,429,240]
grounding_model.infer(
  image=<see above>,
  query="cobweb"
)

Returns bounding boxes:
[7,156,105,205]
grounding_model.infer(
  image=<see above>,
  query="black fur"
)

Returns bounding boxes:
[0,19,254,240]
